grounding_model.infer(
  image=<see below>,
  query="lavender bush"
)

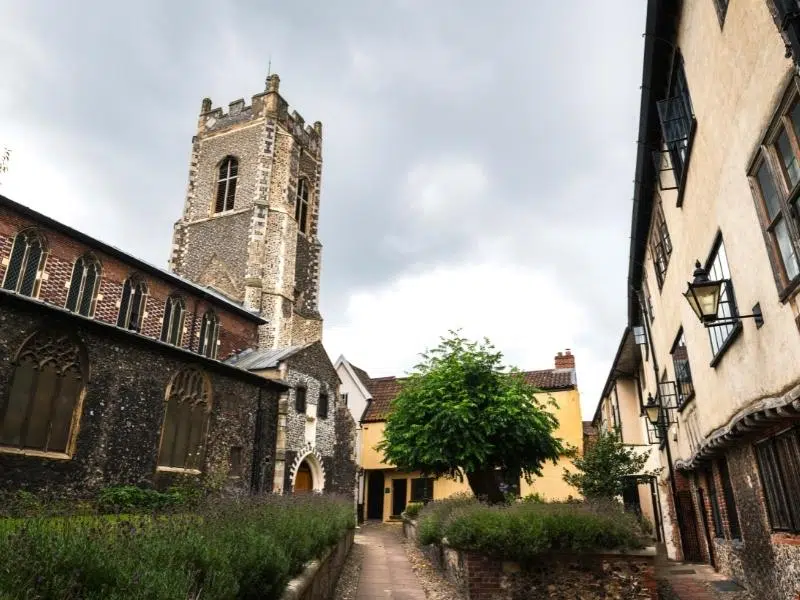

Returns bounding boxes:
[0,493,354,600]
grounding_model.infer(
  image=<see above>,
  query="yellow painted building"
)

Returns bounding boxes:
[358,350,585,521]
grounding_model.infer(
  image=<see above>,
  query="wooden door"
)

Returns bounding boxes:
[295,463,313,492]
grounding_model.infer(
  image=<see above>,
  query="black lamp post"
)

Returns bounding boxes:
[683,261,764,327]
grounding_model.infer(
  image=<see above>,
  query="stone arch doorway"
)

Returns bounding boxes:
[291,449,325,493]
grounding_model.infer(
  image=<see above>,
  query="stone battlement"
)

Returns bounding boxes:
[198,74,321,150]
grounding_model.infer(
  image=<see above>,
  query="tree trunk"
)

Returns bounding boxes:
[465,470,506,505]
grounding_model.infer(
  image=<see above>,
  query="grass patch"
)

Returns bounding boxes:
[417,496,648,562]
[0,494,354,600]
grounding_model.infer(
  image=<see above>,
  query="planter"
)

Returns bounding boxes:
[280,529,355,600]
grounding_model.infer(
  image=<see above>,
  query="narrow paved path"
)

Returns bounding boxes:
[658,558,753,600]
[354,523,427,600]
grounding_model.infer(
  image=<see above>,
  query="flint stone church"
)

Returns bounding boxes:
[0,74,356,499]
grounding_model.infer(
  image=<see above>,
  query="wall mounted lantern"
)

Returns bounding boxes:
[683,261,763,328]
[645,393,677,430]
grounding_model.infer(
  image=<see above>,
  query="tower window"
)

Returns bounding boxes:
[117,276,148,332]
[2,229,47,298]
[295,178,309,233]
[161,296,186,347]
[214,156,238,213]
[318,392,329,419]
[197,310,220,358]
[0,330,87,455]
[65,254,101,317]
[295,386,307,413]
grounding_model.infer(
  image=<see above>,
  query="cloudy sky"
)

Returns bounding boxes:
[0,1,646,417]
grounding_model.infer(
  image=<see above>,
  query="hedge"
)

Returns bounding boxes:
[417,496,648,562]
[0,493,354,600]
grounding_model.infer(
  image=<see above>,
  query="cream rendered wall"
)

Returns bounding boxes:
[638,0,800,467]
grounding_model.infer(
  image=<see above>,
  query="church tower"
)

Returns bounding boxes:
[169,74,323,350]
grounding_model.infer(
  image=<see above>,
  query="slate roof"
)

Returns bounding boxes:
[349,363,373,390]
[224,346,305,370]
[360,368,576,423]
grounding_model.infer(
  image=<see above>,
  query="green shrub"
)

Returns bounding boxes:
[520,492,546,503]
[417,496,647,562]
[0,494,354,600]
[403,502,424,519]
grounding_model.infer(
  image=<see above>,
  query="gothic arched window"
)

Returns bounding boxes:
[2,229,47,297]
[0,330,87,455]
[295,178,309,233]
[214,156,238,213]
[157,368,212,471]
[197,310,219,359]
[160,295,186,346]
[65,254,101,317]
[117,276,148,332]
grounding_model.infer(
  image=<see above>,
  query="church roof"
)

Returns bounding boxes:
[360,368,576,423]
[0,194,266,324]
[224,346,306,370]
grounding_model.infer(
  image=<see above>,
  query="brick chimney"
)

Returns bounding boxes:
[554,349,575,370]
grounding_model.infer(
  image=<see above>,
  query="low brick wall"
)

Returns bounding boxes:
[280,528,354,600]
[403,517,657,600]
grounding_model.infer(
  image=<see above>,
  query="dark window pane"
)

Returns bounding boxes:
[706,469,724,537]
[65,259,84,312]
[198,316,208,356]
[19,239,42,297]
[776,431,800,530]
[117,278,132,327]
[161,298,173,342]
[777,129,800,188]
[791,102,800,149]
[318,393,328,419]
[170,303,185,346]
[78,263,98,316]
[0,357,36,446]
[718,459,741,539]
[3,234,26,291]
[411,478,434,503]
[774,218,800,280]
[49,371,81,453]
[215,180,227,213]
[25,362,58,450]
[706,240,738,356]
[757,163,781,221]
[295,387,306,413]
[757,441,793,530]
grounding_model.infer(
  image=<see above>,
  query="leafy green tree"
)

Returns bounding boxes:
[377,331,563,504]
[563,428,659,499]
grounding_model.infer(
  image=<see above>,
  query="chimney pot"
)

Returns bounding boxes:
[554,349,576,370]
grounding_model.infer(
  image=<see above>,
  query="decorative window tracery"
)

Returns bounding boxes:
[0,330,87,455]
[157,368,212,471]
[295,178,309,233]
[215,156,238,213]
[65,254,101,317]
[2,229,47,297]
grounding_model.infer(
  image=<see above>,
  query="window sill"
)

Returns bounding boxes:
[156,466,201,475]
[677,393,696,414]
[675,121,697,208]
[778,275,800,304]
[709,322,743,368]
[0,446,72,460]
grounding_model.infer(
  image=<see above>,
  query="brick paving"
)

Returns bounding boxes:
[354,523,427,600]
[658,560,754,600]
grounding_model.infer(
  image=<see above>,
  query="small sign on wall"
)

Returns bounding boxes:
[385,488,391,494]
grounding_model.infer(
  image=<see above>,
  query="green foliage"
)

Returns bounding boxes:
[0,494,354,600]
[378,331,564,502]
[418,497,648,561]
[403,502,424,519]
[520,492,546,504]
[563,428,660,499]
[417,494,476,545]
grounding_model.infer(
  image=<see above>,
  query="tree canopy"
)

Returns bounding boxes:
[377,332,563,503]
[563,428,658,499]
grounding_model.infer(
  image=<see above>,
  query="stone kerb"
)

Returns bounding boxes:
[402,516,657,600]
[280,528,354,600]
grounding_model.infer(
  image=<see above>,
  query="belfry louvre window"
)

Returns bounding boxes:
[748,80,800,295]
[670,329,694,408]
[656,51,695,196]
[65,254,101,317]
[0,330,86,455]
[755,427,800,533]
[649,197,673,288]
[705,236,739,359]
[157,368,212,471]
[214,156,238,213]
[117,276,147,332]
[197,310,219,358]
[161,296,186,346]
[2,230,46,297]
[295,178,309,233]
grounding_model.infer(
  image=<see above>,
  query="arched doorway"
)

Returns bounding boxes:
[295,461,313,492]
[291,449,325,493]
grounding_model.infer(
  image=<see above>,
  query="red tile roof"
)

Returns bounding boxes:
[360,369,575,423]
